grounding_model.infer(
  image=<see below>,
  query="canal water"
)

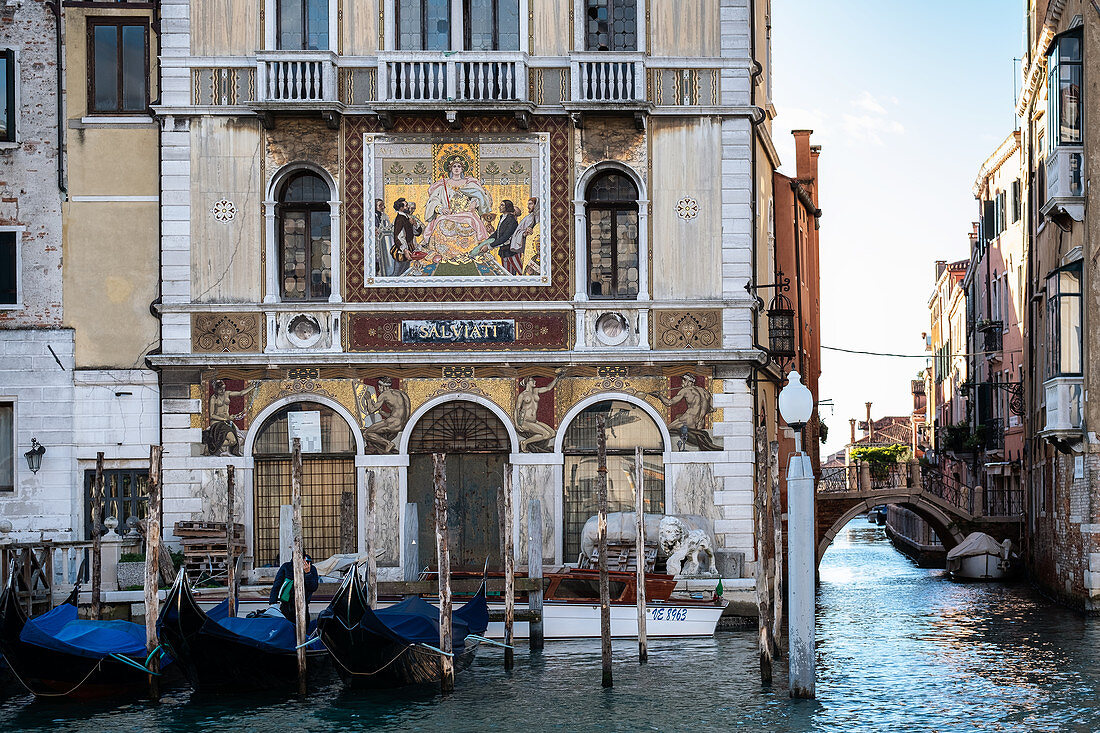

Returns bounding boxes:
[3,520,1100,732]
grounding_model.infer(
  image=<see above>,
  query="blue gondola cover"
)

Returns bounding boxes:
[19,604,147,659]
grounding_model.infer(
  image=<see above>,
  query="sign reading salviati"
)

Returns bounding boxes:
[401,319,516,344]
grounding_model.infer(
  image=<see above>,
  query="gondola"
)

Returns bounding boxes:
[317,570,489,688]
[0,573,160,698]
[157,569,330,693]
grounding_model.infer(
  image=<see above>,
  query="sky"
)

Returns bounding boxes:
[769,0,1025,457]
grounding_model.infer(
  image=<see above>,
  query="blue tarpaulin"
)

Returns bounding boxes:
[357,593,489,652]
[19,604,147,660]
[203,599,322,652]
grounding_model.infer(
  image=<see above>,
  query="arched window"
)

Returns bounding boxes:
[586,172,639,299]
[252,402,357,566]
[277,0,329,50]
[278,172,331,301]
[562,400,664,562]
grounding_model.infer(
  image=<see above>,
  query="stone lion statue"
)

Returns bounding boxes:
[659,515,718,577]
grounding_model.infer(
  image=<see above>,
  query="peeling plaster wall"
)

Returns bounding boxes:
[0,0,63,329]
[367,466,400,565]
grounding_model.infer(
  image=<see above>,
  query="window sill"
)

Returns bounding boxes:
[71,116,156,129]
[0,141,19,150]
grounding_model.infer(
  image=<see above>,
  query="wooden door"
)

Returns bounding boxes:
[408,453,505,571]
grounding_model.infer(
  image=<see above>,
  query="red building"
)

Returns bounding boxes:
[773,131,823,473]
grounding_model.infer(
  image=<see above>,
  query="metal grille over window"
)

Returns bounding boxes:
[408,402,511,454]
[278,172,332,301]
[253,402,357,566]
[562,400,663,561]
[83,469,149,537]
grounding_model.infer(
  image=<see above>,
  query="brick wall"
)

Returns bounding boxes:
[0,0,62,328]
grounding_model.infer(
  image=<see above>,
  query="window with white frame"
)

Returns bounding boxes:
[396,0,451,50]
[0,401,11,492]
[0,230,17,306]
[277,0,329,50]
[465,0,520,50]
[0,50,14,142]
[1045,261,1082,377]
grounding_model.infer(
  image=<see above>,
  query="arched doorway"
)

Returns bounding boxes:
[561,399,665,563]
[407,401,511,570]
[252,401,357,566]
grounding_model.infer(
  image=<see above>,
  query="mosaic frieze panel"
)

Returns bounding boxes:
[652,310,722,350]
[190,369,723,456]
[343,115,572,303]
[192,313,262,353]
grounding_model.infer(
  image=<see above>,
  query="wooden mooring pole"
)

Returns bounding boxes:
[226,465,236,618]
[527,498,544,652]
[596,415,612,688]
[754,413,773,684]
[634,446,648,664]
[145,446,163,700]
[500,465,515,670]
[91,451,104,620]
[433,453,455,694]
[366,471,378,608]
[290,438,308,695]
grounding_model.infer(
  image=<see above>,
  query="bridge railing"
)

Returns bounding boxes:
[920,467,971,514]
[818,465,859,493]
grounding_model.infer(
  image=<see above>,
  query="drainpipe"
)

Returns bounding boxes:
[45,0,66,198]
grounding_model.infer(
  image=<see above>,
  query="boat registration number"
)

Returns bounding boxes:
[650,608,688,622]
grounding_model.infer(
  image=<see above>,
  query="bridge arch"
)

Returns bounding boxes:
[817,494,966,566]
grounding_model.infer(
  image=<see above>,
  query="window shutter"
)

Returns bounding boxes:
[982,200,995,243]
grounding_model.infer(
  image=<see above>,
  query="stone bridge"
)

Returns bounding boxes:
[815,463,1024,565]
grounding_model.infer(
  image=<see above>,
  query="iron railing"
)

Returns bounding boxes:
[921,467,971,514]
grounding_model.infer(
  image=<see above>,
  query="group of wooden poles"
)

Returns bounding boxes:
[82,415,649,698]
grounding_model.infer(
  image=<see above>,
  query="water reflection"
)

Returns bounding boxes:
[3,519,1099,732]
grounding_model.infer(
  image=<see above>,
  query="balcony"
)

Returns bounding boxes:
[1042,145,1085,220]
[376,53,529,109]
[1042,376,1084,443]
[982,326,1002,354]
[983,417,1004,451]
[255,51,340,108]
[568,54,648,109]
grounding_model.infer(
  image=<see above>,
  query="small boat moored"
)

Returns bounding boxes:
[946,532,1016,581]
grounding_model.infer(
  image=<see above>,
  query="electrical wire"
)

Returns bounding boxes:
[827,343,1020,358]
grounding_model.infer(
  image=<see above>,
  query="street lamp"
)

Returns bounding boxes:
[24,438,45,474]
[778,370,815,699]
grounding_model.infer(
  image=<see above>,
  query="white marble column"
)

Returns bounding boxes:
[328,199,342,303]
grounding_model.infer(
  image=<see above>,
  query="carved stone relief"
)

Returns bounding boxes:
[652,309,722,350]
[192,313,261,353]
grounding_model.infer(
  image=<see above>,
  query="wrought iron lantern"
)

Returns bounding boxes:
[767,291,797,368]
[746,272,797,367]
[24,438,45,474]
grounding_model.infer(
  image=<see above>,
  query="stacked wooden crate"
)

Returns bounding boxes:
[175,521,245,584]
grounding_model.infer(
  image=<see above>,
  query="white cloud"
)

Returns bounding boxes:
[854,91,887,115]
[840,91,905,146]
